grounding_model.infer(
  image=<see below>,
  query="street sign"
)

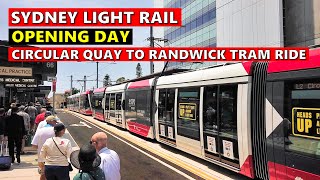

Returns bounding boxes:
[52,80,56,92]
[48,76,57,82]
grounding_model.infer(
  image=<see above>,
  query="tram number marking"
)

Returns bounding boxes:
[46,62,55,68]
[292,108,320,140]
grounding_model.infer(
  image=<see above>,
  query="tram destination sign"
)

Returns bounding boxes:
[293,82,320,90]
[0,77,37,84]
[292,108,320,140]
[0,66,32,77]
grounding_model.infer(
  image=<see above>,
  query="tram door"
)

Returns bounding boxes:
[109,94,116,123]
[202,85,239,168]
[114,93,123,126]
[176,87,202,156]
[269,80,320,179]
[157,89,176,145]
[104,94,110,122]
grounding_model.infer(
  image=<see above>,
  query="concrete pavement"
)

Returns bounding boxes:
[0,131,79,180]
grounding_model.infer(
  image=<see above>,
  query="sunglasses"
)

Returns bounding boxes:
[90,140,97,144]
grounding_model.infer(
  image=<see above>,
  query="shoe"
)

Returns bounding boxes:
[17,157,21,163]
[11,158,15,163]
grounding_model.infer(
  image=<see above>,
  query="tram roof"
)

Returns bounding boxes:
[268,48,320,73]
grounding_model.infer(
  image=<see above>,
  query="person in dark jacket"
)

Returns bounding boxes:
[4,107,27,163]
[0,108,6,142]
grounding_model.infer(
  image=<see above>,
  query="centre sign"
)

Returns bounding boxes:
[0,66,32,77]
[0,77,37,84]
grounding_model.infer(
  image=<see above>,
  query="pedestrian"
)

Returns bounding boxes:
[35,102,42,115]
[39,123,73,180]
[6,103,16,116]
[91,132,120,180]
[72,144,105,180]
[34,108,48,130]
[32,115,58,180]
[25,102,38,130]
[4,107,26,163]
[17,106,31,154]
[0,108,6,142]
[36,111,53,131]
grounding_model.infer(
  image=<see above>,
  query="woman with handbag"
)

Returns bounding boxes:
[39,123,73,180]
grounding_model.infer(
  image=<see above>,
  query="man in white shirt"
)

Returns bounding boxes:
[31,116,58,180]
[91,132,121,180]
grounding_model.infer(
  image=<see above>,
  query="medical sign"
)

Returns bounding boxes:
[292,108,320,140]
[178,103,196,120]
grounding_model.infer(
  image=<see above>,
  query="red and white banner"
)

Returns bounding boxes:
[8,47,309,62]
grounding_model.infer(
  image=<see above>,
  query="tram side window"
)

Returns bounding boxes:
[105,94,110,110]
[284,81,320,158]
[126,91,136,120]
[219,85,237,138]
[158,89,175,123]
[110,94,115,110]
[203,86,218,132]
[116,94,122,110]
[136,90,151,125]
[158,90,166,121]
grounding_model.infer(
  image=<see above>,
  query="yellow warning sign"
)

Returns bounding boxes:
[292,108,320,140]
[178,103,196,120]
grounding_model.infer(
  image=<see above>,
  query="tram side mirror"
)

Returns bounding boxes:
[122,100,125,110]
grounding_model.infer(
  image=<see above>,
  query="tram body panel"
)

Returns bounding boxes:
[104,84,127,129]
[80,90,93,115]
[155,63,253,176]
[92,87,106,121]
[266,49,320,180]
[125,79,155,139]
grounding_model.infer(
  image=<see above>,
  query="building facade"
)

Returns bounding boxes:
[162,0,218,70]
[154,0,320,71]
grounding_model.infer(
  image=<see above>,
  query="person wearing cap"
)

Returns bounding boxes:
[34,108,48,131]
[36,111,53,131]
[72,144,105,180]
[17,106,31,154]
[39,123,73,180]
[32,115,58,180]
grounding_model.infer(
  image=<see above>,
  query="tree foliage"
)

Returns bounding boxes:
[103,74,112,86]
[116,77,126,84]
[64,88,80,98]
[136,63,142,78]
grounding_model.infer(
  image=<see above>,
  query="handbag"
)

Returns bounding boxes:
[52,138,73,171]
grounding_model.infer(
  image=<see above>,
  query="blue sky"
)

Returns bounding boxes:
[1,0,156,94]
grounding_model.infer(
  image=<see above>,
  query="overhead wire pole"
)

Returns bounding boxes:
[84,75,87,91]
[96,62,99,88]
[69,75,73,95]
[150,26,154,74]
